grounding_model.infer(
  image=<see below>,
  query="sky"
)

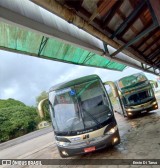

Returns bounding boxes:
[0,50,158,106]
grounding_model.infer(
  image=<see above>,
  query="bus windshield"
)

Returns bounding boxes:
[49,80,113,133]
[117,73,147,90]
[124,88,154,106]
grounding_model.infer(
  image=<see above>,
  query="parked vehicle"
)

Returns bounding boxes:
[113,73,158,117]
[38,74,120,157]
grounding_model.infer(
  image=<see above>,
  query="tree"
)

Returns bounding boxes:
[0,98,25,108]
[0,99,40,142]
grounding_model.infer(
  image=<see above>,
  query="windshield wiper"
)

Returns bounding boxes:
[82,108,103,128]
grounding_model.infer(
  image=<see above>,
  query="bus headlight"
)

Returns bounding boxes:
[56,141,70,147]
[152,101,157,105]
[106,126,117,135]
[126,108,132,112]
[61,150,69,156]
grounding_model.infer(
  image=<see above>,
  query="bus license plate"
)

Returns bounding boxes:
[141,110,147,113]
[84,146,95,152]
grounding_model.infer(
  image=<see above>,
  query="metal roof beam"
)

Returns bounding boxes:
[89,0,116,23]
[64,0,83,11]
[102,0,123,28]
[137,27,159,48]
[118,6,147,37]
[111,0,146,39]
[152,55,160,62]
[146,65,154,70]
[141,63,145,70]
[111,23,158,57]
[31,0,149,64]
[142,37,160,53]
[38,36,49,56]
[147,48,160,59]
[156,61,160,67]
[146,0,160,25]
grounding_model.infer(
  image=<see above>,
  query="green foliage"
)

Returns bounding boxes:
[0,98,25,108]
[0,99,40,142]
[36,91,51,122]
[36,91,48,105]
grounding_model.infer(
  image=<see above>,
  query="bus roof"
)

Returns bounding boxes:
[117,72,146,82]
[49,74,101,92]
[116,72,148,90]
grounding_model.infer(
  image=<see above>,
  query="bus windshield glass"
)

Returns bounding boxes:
[124,88,154,106]
[49,80,112,133]
[117,73,147,90]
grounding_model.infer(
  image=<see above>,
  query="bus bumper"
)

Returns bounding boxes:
[57,130,120,157]
[126,102,158,117]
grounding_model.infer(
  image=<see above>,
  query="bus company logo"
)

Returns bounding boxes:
[83,134,89,139]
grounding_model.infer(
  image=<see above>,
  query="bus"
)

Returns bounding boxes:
[113,73,158,118]
[38,74,120,157]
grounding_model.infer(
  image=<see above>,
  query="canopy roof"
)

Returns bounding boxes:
[0,0,160,75]
[0,22,125,71]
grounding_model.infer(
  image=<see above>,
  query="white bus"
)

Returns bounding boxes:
[38,74,120,157]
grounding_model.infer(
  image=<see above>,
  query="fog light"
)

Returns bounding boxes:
[62,150,68,156]
[155,105,158,108]
[113,137,118,144]
[128,112,132,115]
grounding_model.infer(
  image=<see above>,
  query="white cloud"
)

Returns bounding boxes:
[3,88,16,98]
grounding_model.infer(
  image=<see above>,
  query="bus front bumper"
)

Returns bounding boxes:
[57,130,120,157]
[126,102,158,117]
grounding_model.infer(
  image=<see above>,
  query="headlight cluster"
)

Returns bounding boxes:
[56,141,70,147]
[105,126,117,135]
[152,101,157,105]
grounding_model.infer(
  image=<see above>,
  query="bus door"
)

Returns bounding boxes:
[103,81,126,117]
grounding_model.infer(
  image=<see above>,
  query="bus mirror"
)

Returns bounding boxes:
[149,80,158,88]
[103,81,119,98]
[38,98,48,119]
[155,82,158,88]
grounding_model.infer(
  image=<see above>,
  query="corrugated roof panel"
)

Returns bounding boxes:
[0,22,126,71]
